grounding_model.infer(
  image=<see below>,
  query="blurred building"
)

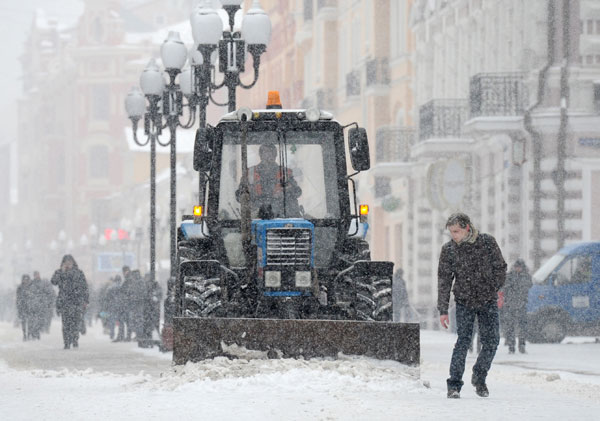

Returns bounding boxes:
[401,0,600,321]
[4,0,203,284]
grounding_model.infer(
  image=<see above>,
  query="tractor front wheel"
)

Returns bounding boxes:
[355,275,393,321]
[183,274,224,317]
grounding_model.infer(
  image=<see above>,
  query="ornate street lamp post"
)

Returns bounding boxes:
[125,0,271,350]
[185,0,271,210]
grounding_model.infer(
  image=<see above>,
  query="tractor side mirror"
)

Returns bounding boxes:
[348,127,370,171]
[193,127,215,172]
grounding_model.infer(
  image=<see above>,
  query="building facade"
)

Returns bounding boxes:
[4,0,197,285]
[398,0,600,321]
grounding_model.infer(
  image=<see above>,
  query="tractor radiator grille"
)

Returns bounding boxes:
[266,228,311,266]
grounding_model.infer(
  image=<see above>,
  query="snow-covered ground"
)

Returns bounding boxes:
[1,319,599,420]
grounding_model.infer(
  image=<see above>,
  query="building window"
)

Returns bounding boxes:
[90,145,109,178]
[390,1,407,58]
[303,0,313,22]
[93,17,104,43]
[91,85,109,120]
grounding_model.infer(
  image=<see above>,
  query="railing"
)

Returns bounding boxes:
[366,57,390,87]
[375,177,391,198]
[316,88,334,109]
[375,126,415,163]
[418,99,468,141]
[469,72,528,117]
[303,0,313,21]
[346,69,361,97]
[317,0,337,9]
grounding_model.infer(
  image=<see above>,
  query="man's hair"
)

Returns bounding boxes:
[445,212,471,229]
[122,265,130,273]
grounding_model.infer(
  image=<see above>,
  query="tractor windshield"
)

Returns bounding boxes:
[218,130,340,220]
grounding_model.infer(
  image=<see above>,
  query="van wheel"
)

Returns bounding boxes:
[528,312,568,343]
[540,315,567,343]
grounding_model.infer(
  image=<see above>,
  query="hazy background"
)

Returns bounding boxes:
[0,0,83,143]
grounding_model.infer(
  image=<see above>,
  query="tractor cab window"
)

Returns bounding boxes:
[553,255,593,286]
[218,130,340,221]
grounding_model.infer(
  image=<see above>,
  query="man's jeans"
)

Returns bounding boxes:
[447,301,499,390]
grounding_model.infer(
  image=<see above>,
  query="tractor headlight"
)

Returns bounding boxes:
[295,271,311,287]
[265,271,281,287]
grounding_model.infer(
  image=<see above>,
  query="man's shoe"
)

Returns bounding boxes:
[518,344,526,354]
[474,383,489,397]
[508,346,515,354]
[447,389,460,399]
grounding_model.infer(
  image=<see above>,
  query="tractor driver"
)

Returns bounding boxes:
[236,143,302,218]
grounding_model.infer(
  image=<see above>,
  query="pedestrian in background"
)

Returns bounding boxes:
[16,274,33,341]
[36,271,56,334]
[437,213,507,399]
[27,272,45,339]
[143,273,162,341]
[502,259,532,354]
[110,274,126,342]
[51,255,89,349]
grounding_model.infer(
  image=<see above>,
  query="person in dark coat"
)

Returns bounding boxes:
[35,271,56,334]
[236,143,303,218]
[27,272,46,340]
[128,270,146,341]
[51,255,89,349]
[16,274,33,341]
[392,268,417,322]
[502,259,532,354]
[438,213,507,399]
[142,273,162,341]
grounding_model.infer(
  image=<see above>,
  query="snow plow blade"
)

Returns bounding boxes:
[173,317,419,366]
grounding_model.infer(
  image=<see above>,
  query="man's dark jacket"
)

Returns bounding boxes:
[51,268,89,311]
[437,233,507,315]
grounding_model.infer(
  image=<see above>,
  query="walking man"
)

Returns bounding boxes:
[437,213,507,399]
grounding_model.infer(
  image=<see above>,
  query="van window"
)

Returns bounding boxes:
[533,254,565,284]
[554,255,593,286]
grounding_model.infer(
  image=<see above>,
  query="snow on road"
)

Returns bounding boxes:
[1,320,599,420]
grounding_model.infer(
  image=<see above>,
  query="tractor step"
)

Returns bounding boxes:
[173,317,420,366]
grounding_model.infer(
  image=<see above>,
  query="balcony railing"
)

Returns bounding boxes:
[375,176,391,198]
[366,57,390,87]
[418,99,468,141]
[375,126,415,163]
[469,72,528,117]
[316,88,334,109]
[317,0,337,9]
[346,69,361,97]
[303,0,313,21]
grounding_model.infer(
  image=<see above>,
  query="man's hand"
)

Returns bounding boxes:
[440,314,450,329]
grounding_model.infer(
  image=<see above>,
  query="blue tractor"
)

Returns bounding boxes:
[173,93,419,365]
